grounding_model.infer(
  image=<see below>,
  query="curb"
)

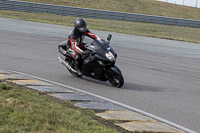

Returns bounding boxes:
[0,69,193,133]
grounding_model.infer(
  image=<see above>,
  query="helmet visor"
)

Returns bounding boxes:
[79,27,86,32]
[77,25,86,32]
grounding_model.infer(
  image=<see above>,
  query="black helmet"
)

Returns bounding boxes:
[74,18,87,32]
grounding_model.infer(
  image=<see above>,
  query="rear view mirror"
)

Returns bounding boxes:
[107,34,112,44]
[107,34,112,41]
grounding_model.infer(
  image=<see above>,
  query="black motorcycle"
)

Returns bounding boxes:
[58,34,124,88]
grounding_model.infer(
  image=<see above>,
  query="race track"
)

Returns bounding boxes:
[0,18,200,132]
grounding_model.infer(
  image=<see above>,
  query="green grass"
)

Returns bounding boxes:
[1,10,200,44]
[20,0,200,20]
[0,83,119,133]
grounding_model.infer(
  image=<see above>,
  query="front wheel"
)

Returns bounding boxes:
[107,71,124,88]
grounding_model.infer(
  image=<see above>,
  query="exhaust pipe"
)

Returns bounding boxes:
[58,57,77,73]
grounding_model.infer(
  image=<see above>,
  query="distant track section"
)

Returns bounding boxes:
[0,0,200,28]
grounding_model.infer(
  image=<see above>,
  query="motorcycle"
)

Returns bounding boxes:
[58,34,124,88]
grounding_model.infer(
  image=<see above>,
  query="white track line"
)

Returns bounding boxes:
[2,68,197,133]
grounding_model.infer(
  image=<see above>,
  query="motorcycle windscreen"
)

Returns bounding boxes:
[87,40,109,57]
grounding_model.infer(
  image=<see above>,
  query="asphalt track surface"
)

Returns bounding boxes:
[0,18,200,132]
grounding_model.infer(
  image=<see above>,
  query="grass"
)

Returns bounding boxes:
[0,10,200,44]
[0,82,120,133]
[19,0,200,20]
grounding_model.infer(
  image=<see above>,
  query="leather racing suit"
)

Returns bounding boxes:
[58,28,101,60]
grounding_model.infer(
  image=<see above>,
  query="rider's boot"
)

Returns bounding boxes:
[67,48,83,76]
[74,54,83,76]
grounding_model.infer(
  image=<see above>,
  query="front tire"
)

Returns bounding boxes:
[107,71,124,88]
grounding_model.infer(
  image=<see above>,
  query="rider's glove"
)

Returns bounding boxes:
[82,50,90,59]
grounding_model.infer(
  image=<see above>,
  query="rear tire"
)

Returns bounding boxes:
[107,71,124,88]
[66,58,83,77]
[68,68,82,77]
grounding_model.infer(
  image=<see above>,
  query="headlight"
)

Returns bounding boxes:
[105,51,115,61]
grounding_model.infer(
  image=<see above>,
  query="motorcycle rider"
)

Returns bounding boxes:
[58,18,101,74]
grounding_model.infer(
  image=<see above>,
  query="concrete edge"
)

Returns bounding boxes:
[0,68,196,133]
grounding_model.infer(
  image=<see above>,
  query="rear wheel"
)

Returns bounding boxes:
[107,71,124,88]
[66,58,83,77]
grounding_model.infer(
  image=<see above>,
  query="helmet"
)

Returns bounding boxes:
[74,18,87,32]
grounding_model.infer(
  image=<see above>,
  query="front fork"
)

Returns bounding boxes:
[106,65,122,75]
